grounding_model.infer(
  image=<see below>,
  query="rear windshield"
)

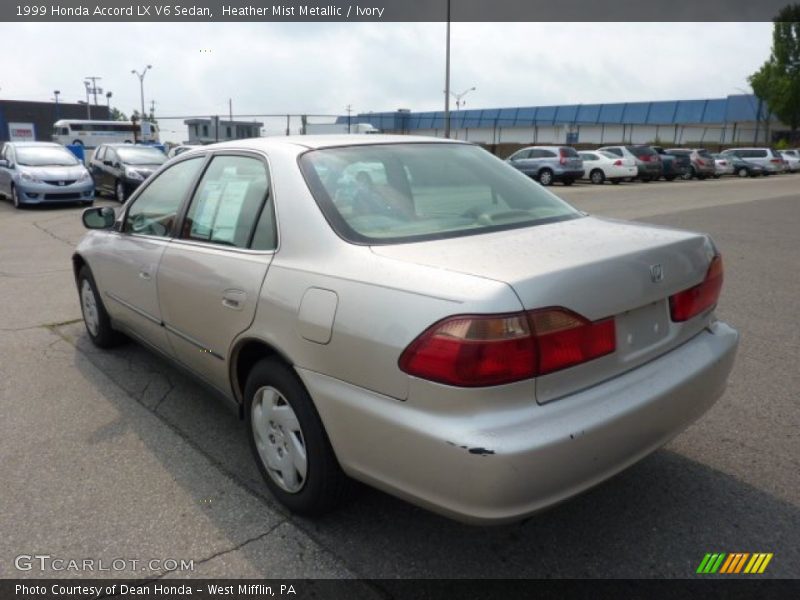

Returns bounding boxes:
[628,146,657,157]
[299,143,582,245]
[697,149,713,158]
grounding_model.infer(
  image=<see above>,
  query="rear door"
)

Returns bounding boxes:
[156,152,276,394]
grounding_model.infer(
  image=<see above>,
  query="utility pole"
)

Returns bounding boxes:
[229,98,233,122]
[106,91,112,114]
[149,99,156,120]
[443,0,451,138]
[83,81,92,119]
[85,76,103,105]
[346,104,352,133]
[53,90,61,120]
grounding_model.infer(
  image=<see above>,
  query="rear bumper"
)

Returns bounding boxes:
[301,321,739,524]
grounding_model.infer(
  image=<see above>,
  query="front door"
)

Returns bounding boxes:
[157,153,276,394]
[93,156,206,353]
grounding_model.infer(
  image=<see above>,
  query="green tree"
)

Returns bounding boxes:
[749,5,800,134]
[109,107,127,121]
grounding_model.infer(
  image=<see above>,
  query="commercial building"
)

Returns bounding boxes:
[184,118,264,144]
[0,99,110,143]
[341,94,783,147]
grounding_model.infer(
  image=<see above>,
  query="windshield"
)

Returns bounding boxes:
[15,146,79,167]
[116,147,166,165]
[299,143,582,245]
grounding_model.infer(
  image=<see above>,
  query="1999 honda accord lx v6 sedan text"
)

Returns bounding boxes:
[73,136,739,524]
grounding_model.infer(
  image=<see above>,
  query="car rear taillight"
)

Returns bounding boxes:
[770,158,782,164]
[559,148,568,165]
[398,308,616,387]
[669,255,724,322]
[696,159,705,166]
[640,154,651,162]
[613,159,623,166]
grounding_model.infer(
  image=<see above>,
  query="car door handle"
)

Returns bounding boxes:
[222,289,246,310]
[139,269,152,280]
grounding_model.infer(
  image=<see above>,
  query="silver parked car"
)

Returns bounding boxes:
[665,148,717,180]
[506,145,584,185]
[0,142,94,208]
[74,136,739,524]
[721,147,784,174]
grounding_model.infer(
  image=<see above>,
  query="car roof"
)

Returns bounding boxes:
[201,134,466,154]
[8,141,61,147]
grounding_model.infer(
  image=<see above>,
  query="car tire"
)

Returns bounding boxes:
[78,266,125,349]
[115,180,126,203]
[589,169,605,185]
[245,357,351,516]
[11,184,22,209]
[538,169,554,186]
[737,168,749,178]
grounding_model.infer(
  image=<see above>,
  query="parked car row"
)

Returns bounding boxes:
[506,144,800,185]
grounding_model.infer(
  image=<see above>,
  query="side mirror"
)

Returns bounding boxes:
[82,206,116,230]
[103,160,113,167]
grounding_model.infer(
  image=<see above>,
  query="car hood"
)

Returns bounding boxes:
[17,165,87,179]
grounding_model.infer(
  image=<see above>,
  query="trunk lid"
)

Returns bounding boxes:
[373,216,718,402]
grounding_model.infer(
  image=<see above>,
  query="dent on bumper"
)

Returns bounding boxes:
[299,321,739,524]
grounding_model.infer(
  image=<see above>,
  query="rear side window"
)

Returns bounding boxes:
[697,150,713,158]
[532,149,556,158]
[559,147,579,157]
[182,155,271,249]
[603,147,622,157]
[580,153,599,161]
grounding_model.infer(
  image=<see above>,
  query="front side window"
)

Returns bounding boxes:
[299,143,581,245]
[124,158,204,237]
[181,155,271,249]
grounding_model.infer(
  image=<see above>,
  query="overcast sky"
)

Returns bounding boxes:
[0,22,773,142]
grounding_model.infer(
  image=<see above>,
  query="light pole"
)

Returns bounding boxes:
[449,87,475,139]
[443,0,451,138]
[53,90,61,120]
[131,64,152,120]
[106,91,112,114]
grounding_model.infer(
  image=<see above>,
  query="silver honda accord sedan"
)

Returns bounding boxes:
[73,136,739,524]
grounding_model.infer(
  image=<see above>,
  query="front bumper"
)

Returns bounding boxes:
[17,180,94,204]
[301,321,739,524]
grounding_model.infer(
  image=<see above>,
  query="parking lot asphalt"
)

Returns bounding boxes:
[1,175,798,581]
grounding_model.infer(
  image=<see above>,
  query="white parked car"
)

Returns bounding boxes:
[779,150,800,172]
[578,150,638,184]
[711,154,735,177]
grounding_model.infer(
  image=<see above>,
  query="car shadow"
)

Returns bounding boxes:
[61,323,800,579]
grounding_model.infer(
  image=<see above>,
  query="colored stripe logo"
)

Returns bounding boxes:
[696,553,773,574]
